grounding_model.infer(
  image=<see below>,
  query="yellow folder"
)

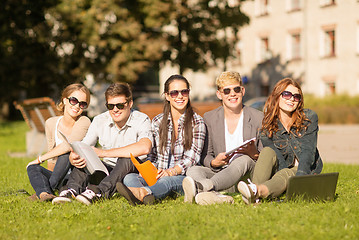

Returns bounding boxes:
[130,154,158,186]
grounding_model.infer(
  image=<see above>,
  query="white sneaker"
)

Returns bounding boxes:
[52,188,77,204]
[237,179,258,204]
[195,192,234,205]
[75,188,101,206]
[183,176,197,203]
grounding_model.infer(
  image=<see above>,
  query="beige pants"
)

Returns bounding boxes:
[252,147,297,198]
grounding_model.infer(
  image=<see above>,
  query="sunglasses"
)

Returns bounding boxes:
[168,89,190,98]
[105,101,128,110]
[222,86,242,95]
[281,91,302,102]
[67,97,88,109]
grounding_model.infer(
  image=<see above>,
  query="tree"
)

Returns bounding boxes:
[0,0,62,119]
[47,0,168,83]
[161,0,250,74]
[0,0,250,119]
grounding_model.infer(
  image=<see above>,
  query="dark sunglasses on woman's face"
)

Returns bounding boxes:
[222,86,242,95]
[281,91,302,102]
[105,101,128,110]
[168,89,190,98]
[67,97,88,109]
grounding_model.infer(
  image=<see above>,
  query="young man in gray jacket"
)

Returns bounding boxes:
[183,71,263,205]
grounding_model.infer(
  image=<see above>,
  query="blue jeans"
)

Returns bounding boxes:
[27,153,71,197]
[123,173,185,200]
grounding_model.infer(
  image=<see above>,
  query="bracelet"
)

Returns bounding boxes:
[37,156,43,164]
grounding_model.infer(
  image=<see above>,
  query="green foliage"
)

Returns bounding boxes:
[0,0,63,111]
[305,95,359,124]
[1,121,359,239]
[1,0,250,119]
[162,0,250,74]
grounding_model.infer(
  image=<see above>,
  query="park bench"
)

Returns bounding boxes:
[136,101,222,119]
[14,97,61,161]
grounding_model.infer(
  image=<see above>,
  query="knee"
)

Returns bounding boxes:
[123,173,137,185]
[232,155,253,166]
[186,166,199,176]
[260,147,276,156]
[27,164,40,173]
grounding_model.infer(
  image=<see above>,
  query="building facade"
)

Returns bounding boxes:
[160,0,359,99]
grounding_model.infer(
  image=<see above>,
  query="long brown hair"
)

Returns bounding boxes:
[261,78,307,138]
[159,75,194,154]
[57,83,91,113]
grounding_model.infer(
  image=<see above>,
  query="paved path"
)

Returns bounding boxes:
[318,125,359,165]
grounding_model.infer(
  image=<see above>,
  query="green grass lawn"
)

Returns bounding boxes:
[0,121,358,240]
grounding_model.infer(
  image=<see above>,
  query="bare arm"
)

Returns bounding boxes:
[93,138,152,158]
[41,116,91,161]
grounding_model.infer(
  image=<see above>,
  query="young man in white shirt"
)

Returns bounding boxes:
[52,83,153,205]
[183,71,263,205]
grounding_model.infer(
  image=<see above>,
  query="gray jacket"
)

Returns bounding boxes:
[201,105,264,170]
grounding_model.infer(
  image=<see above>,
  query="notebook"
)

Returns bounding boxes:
[130,154,158,187]
[286,172,339,201]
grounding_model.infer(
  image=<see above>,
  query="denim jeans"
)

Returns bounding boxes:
[27,153,71,197]
[123,173,185,200]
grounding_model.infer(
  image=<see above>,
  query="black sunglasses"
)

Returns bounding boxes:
[222,86,242,95]
[105,101,128,110]
[281,91,302,102]
[168,89,190,98]
[67,97,88,109]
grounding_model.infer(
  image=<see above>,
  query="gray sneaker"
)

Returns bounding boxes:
[183,176,197,203]
[52,188,77,204]
[195,192,234,205]
[237,179,258,204]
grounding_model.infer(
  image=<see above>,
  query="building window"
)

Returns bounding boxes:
[257,37,271,62]
[287,32,301,60]
[325,82,336,95]
[320,28,336,58]
[322,76,336,95]
[255,0,270,16]
[320,0,335,7]
[286,0,301,12]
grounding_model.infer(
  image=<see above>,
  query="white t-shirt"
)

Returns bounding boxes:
[225,113,244,153]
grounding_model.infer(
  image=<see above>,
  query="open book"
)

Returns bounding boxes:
[130,154,158,186]
[59,131,109,176]
[225,137,257,163]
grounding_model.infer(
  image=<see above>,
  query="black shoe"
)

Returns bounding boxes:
[116,182,142,206]
[52,188,77,204]
[143,194,155,205]
[75,188,101,206]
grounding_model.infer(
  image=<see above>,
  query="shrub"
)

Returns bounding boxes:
[304,95,359,124]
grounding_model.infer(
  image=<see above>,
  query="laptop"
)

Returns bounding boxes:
[286,172,339,201]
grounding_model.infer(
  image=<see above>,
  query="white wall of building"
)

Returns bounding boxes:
[160,0,359,99]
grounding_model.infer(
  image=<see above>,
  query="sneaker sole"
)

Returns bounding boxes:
[237,181,252,204]
[195,192,234,205]
[52,197,72,204]
[75,195,91,206]
[182,177,196,203]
